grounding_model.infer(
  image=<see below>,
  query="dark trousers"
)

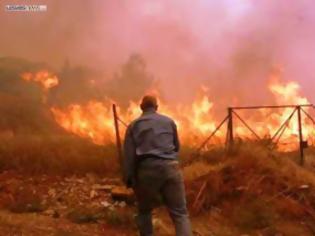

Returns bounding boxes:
[134,158,192,236]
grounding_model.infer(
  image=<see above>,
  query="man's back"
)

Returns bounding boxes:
[123,95,192,236]
[129,109,179,159]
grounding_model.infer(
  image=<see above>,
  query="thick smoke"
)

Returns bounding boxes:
[1,0,314,105]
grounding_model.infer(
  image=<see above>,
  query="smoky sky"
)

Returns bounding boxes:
[1,0,315,104]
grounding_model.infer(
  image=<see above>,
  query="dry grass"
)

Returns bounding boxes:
[8,186,45,213]
[66,205,135,228]
[104,208,135,227]
[0,134,119,175]
[66,206,105,224]
[185,143,315,234]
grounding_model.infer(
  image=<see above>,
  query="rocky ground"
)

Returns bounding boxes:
[0,170,139,236]
[2,145,315,236]
[0,169,216,236]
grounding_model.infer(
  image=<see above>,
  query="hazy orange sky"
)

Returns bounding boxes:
[1,0,315,103]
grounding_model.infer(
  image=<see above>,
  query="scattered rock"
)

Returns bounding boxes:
[299,184,309,190]
[90,189,98,199]
[43,209,55,216]
[100,200,111,208]
[43,209,60,218]
[118,201,127,208]
[93,184,114,192]
[48,188,56,198]
[76,178,84,184]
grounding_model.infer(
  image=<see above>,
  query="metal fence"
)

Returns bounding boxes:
[112,104,315,166]
[197,104,315,165]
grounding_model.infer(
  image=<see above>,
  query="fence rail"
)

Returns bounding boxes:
[112,104,315,166]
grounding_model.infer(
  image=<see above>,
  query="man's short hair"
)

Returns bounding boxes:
[140,95,158,111]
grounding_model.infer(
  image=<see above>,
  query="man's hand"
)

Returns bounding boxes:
[126,179,133,188]
[123,175,136,188]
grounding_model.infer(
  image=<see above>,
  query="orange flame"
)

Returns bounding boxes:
[51,101,115,145]
[21,69,314,151]
[231,70,313,151]
[51,93,217,146]
[21,70,59,90]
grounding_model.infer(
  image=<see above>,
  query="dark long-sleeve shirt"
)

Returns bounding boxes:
[123,108,180,185]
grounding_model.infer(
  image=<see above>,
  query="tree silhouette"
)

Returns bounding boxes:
[107,54,154,108]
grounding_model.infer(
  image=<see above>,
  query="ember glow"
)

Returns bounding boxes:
[21,71,59,90]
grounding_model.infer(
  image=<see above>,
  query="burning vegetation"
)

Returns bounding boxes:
[23,65,314,154]
[1,55,315,235]
[0,55,314,171]
[2,0,315,234]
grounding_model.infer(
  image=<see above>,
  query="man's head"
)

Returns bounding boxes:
[140,95,158,111]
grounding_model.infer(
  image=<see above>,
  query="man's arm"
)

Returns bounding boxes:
[171,121,180,152]
[123,125,137,188]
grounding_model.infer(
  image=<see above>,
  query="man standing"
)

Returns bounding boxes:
[123,95,192,236]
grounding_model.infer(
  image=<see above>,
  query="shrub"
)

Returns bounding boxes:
[0,134,119,175]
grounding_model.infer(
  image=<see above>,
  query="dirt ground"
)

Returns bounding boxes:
[2,145,315,236]
[0,170,134,235]
[0,170,187,236]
